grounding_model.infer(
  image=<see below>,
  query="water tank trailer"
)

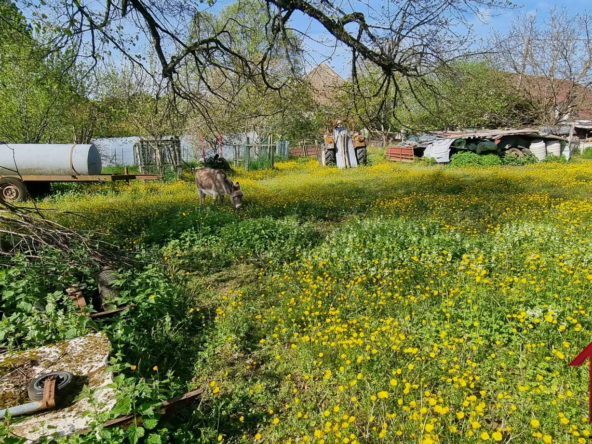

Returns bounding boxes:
[0,143,159,202]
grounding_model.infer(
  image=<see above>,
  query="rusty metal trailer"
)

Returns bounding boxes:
[0,173,160,202]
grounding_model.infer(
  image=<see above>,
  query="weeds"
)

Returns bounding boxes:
[2,158,592,443]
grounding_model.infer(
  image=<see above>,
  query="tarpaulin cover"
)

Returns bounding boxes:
[424,139,454,163]
[334,128,358,169]
[562,141,571,161]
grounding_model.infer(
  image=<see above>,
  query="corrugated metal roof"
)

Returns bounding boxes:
[440,129,567,141]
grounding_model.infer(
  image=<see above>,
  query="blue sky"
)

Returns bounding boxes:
[20,0,588,78]
[282,0,591,77]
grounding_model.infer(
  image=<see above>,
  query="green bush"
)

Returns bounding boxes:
[582,147,592,159]
[422,156,437,166]
[542,153,567,164]
[479,153,503,166]
[502,153,538,166]
[450,151,501,167]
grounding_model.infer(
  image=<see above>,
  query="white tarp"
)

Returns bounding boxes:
[423,139,455,163]
[562,142,572,161]
[334,128,359,169]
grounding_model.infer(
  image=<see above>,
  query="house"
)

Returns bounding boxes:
[511,74,592,123]
[305,63,345,106]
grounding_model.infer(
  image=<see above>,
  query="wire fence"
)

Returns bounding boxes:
[93,136,292,171]
[231,140,290,171]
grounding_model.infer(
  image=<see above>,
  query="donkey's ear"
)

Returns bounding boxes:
[235,182,240,188]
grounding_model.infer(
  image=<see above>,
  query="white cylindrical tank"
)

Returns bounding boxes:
[546,140,561,157]
[0,144,102,176]
[529,140,546,161]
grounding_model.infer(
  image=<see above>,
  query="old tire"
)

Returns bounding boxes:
[318,149,336,165]
[28,371,75,401]
[521,148,533,156]
[356,147,368,165]
[0,178,28,202]
[507,148,523,158]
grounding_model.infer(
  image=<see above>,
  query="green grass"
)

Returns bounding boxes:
[2,158,592,443]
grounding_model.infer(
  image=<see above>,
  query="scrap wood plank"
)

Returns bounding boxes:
[90,305,137,319]
[95,388,205,430]
[386,146,414,162]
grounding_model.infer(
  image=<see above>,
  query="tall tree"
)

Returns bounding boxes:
[0,0,81,143]
[342,61,525,135]
[489,8,592,125]
[19,0,511,129]
[185,0,314,141]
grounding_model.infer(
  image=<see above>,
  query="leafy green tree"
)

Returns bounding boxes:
[0,0,81,143]
[185,0,314,142]
[342,61,527,137]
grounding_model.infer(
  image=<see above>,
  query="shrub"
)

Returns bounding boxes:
[542,153,567,164]
[450,151,501,167]
[583,147,592,159]
[479,153,503,166]
[502,153,538,166]
[422,156,437,166]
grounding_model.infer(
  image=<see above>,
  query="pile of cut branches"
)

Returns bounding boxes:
[0,201,125,266]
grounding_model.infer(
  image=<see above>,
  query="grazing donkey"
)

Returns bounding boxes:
[195,168,243,209]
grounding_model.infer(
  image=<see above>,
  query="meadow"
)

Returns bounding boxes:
[2,152,592,444]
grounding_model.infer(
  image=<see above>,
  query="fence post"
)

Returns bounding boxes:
[244,137,250,172]
[270,141,275,169]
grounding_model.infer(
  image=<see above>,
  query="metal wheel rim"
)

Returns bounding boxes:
[1,184,19,201]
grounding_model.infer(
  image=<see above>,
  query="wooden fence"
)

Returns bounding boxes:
[289,145,322,157]
[289,140,323,158]
[133,137,183,174]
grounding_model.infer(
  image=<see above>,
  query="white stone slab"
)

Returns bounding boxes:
[1,333,116,441]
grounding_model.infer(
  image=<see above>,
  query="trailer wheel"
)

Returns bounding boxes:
[0,178,28,202]
[507,148,523,158]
